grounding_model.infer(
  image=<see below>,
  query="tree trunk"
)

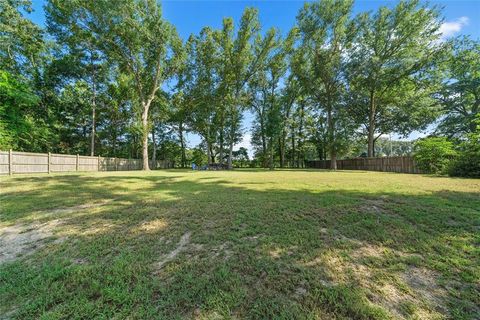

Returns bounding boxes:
[327,107,336,170]
[206,126,211,165]
[298,103,305,168]
[219,133,224,165]
[367,91,376,158]
[179,122,186,168]
[211,145,216,164]
[269,137,274,170]
[90,63,96,156]
[373,134,382,157]
[228,141,233,169]
[206,139,212,166]
[260,118,267,168]
[112,132,117,157]
[227,109,235,170]
[141,102,150,170]
[291,126,296,168]
[151,128,156,169]
[330,150,337,170]
[279,136,285,168]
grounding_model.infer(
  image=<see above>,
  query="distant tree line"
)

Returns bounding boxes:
[1,0,478,170]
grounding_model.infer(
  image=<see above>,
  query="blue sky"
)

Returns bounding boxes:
[27,0,480,152]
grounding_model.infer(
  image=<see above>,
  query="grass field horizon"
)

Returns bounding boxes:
[1,169,479,319]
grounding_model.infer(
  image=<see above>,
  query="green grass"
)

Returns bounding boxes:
[0,169,479,319]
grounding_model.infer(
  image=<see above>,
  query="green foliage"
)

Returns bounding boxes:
[0,0,478,173]
[0,0,45,74]
[295,0,356,167]
[188,147,208,166]
[0,70,53,151]
[248,28,297,169]
[46,0,184,168]
[348,0,444,157]
[232,147,250,167]
[184,7,274,168]
[436,37,480,137]
[448,118,480,178]
[414,137,456,174]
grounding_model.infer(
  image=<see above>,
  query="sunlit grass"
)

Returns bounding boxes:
[0,169,479,319]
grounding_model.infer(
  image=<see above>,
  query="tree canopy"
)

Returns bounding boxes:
[1,0,478,170]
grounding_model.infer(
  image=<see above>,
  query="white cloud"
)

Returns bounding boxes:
[439,16,469,39]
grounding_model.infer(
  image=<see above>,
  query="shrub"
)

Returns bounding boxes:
[189,147,207,166]
[448,131,480,178]
[414,137,456,174]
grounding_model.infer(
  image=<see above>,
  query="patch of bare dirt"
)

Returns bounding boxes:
[71,258,88,265]
[319,227,328,234]
[0,220,63,264]
[371,266,448,320]
[46,199,113,216]
[295,285,307,296]
[372,283,411,319]
[183,240,233,261]
[268,246,297,259]
[154,235,236,274]
[211,242,232,260]
[358,197,390,216]
[350,243,387,259]
[58,219,115,236]
[402,266,449,314]
[131,219,168,234]
[300,236,447,319]
[155,232,191,271]
[243,234,263,243]
[0,306,18,319]
[0,200,118,265]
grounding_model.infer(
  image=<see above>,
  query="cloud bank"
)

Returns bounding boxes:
[439,16,469,39]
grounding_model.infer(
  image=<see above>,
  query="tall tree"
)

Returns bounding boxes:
[47,0,184,169]
[220,8,276,169]
[348,0,443,157]
[185,29,219,165]
[100,74,136,158]
[295,0,356,169]
[436,37,480,138]
[170,92,189,168]
[248,28,297,169]
[46,0,107,156]
[278,75,300,168]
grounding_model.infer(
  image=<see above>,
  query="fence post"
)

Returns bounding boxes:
[114,157,117,171]
[8,149,12,175]
[48,152,51,174]
[76,154,79,171]
[97,156,100,171]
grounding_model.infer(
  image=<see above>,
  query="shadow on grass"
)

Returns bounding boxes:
[0,173,479,319]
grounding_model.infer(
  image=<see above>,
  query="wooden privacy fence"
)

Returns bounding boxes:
[305,156,421,174]
[0,150,172,175]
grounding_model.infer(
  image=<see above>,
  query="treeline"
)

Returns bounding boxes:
[1,0,478,170]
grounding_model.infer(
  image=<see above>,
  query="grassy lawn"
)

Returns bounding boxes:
[0,170,479,319]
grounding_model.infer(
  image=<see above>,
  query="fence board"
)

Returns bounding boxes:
[0,150,173,175]
[11,152,49,174]
[0,151,9,175]
[305,156,421,174]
